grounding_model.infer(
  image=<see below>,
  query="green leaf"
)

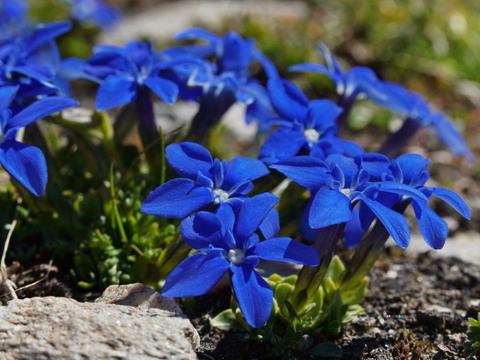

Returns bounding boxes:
[310,342,343,358]
[324,255,346,286]
[340,277,369,305]
[211,309,238,331]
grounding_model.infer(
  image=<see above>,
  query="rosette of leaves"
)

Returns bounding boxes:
[211,256,367,356]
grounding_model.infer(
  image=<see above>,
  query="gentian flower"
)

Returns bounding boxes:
[0,86,77,196]
[0,21,72,104]
[290,43,471,159]
[169,28,276,139]
[259,78,345,164]
[73,41,179,111]
[68,0,121,29]
[289,43,378,110]
[271,151,469,249]
[367,82,473,159]
[141,141,270,220]
[162,194,320,328]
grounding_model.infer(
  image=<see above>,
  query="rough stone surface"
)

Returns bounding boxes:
[0,285,199,359]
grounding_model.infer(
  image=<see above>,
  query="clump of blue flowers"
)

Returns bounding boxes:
[0,6,472,351]
[135,29,471,332]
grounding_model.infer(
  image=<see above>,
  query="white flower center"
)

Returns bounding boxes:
[304,128,320,143]
[227,249,245,265]
[212,188,229,204]
[340,188,353,197]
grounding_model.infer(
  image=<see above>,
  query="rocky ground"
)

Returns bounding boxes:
[186,250,480,360]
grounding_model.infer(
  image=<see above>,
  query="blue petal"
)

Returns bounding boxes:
[289,63,332,76]
[180,212,224,249]
[216,203,236,231]
[162,252,229,297]
[235,193,278,240]
[141,178,213,218]
[8,97,78,131]
[394,154,430,185]
[259,128,306,164]
[306,99,342,131]
[26,21,72,55]
[309,187,352,228]
[428,112,472,160]
[0,86,18,111]
[375,182,429,202]
[413,202,448,250]
[144,76,179,104]
[96,75,137,110]
[271,156,329,191]
[165,142,213,179]
[0,140,47,197]
[267,78,308,121]
[231,264,273,328]
[251,237,319,266]
[344,207,368,248]
[175,27,219,42]
[360,197,410,249]
[430,188,471,220]
[222,157,269,190]
[259,208,280,239]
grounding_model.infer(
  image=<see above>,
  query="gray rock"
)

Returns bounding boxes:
[0,293,198,359]
[96,283,200,348]
[100,0,307,44]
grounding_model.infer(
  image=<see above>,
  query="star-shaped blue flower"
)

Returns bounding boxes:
[141,142,270,219]
[72,41,179,111]
[0,21,72,104]
[259,78,344,164]
[162,194,320,328]
[290,43,472,159]
[0,86,77,196]
[169,28,276,132]
[271,151,469,250]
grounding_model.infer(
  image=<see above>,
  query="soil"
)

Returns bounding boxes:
[184,249,480,360]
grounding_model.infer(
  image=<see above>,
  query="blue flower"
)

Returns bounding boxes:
[0,86,77,196]
[68,0,121,29]
[169,28,276,135]
[71,41,179,111]
[290,43,378,106]
[259,78,345,164]
[367,82,473,159]
[141,142,270,219]
[290,43,471,159]
[0,21,72,104]
[162,194,320,328]
[271,151,469,250]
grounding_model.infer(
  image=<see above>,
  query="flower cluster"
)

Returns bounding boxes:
[0,13,77,195]
[291,43,472,159]
[136,30,471,329]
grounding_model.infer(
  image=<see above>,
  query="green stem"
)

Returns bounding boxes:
[156,237,191,278]
[290,225,344,311]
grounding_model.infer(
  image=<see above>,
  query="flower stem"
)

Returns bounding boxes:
[379,117,422,157]
[185,92,235,145]
[135,88,165,180]
[290,225,344,311]
[340,201,410,291]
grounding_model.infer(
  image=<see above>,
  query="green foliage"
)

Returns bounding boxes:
[467,313,480,355]
[1,110,182,292]
[210,256,367,357]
